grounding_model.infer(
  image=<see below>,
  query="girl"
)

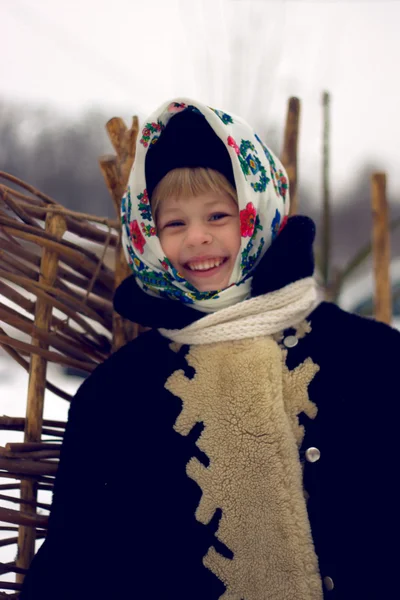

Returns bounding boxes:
[21,99,400,600]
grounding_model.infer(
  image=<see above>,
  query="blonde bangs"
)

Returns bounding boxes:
[151,168,237,217]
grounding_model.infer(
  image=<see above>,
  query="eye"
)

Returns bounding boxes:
[164,220,185,228]
[209,213,229,222]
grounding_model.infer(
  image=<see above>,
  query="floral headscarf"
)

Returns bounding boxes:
[121,98,290,313]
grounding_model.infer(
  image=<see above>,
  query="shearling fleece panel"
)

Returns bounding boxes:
[281,349,319,447]
[165,337,322,600]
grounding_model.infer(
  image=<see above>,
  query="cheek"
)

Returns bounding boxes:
[229,221,242,256]
[158,233,179,263]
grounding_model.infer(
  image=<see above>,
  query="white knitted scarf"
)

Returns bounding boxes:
[158,277,319,345]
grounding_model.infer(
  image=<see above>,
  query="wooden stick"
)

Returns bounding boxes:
[0,483,53,492]
[0,223,114,289]
[106,117,128,156]
[0,272,110,342]
[321,92,331,291]
[0,249,112,326]
[0,242,114,321]
[0,472,55,483]
[106,116,139,185]
[0,220,114,306]
[0,306,100,364]
[0,227,114,300]
[100,116,139,351]
[0,173,117,242]
[99,156,122,216]
[0,493,51,511]
[0,172,59,205]
[0,301,108,362]
[0,448,60,459]
[16,213,65,579]
[0,283,110,356]
[0,562,28,576]
[5,442,61,452]
[0,506,49,529]
[0,416,65,433]
[0,211,107,263]
[1,189,41,229]
[0,210,114,276]
[0,184,119,236]
[0,185,44,207]
[0,582,23,592]
[0,248,40,280]
[37,483,54,491]
[0,338,73,402]
[0,455,59,477]
[81,226,113,306]
[0,536,20,549]
[0,255,112,330]
[281,97,300,216]
[0,333,96,372]
[371,172,392,324]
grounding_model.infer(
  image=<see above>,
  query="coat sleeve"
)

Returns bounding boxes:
[20,365,112,600]
[340,315,400,597]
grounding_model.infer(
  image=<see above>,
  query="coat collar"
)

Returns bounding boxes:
[113,215,316,330]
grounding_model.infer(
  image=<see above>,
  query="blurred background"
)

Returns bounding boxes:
[1,0,400,581]
[2,0,400,261]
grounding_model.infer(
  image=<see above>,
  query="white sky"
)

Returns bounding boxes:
[1,0,400,203]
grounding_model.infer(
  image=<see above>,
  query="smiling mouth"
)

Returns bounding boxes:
[184,257,228,273]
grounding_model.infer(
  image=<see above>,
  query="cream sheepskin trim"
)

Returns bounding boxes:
[166,336,322,600]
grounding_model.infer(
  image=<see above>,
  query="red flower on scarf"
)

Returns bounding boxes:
[167,102,187,113]
[130,220,146,254]
[278,215,288,234]
[227,136,240,155]
[240,202,257,237]
[160,260,169,270]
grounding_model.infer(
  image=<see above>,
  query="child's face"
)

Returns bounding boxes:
[156,192,241,291]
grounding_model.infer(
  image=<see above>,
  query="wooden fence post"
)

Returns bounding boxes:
[321,91,331,291]
[99,117,139,351]
[281,97,301,216]
[371,172,392,324]
[16,213,67,582]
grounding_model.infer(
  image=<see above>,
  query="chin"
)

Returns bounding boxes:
[188,278,230,293]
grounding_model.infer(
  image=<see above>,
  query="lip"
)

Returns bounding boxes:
[184,255,227,265]
[182,257,229,278]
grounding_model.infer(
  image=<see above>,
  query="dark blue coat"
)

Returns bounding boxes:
[21,217,400,599]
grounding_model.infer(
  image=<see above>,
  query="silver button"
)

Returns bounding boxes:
[323,576,334,591]
[283,335,298,348]
[305,447,321,463]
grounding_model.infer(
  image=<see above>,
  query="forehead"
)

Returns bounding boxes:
[158,192,235,214]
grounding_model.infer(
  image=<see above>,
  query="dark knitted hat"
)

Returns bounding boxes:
[145,109,236,199]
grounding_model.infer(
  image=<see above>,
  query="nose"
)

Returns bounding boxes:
[185,223,213,247]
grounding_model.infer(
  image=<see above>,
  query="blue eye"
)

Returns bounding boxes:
[210,213,228,222]
[165,221,184,228]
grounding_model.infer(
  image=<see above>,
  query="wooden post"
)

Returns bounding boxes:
[99,117,139,351]
[371,172,392,324]
[16,213,66,582]
[321,91,331,291]
[281,97,301,216]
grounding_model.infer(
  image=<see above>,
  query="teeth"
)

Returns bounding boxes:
[187,258,224,271]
